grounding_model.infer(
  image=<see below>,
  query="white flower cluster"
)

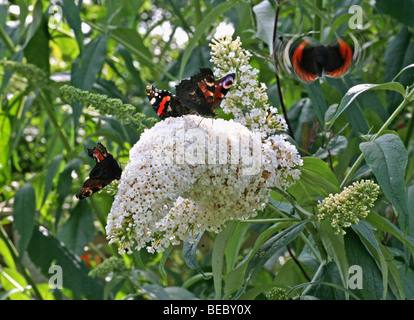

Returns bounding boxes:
[210,35,288,137]
[106,115,303,254]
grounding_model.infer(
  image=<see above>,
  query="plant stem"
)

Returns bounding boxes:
[0,24,16,53]
[272,0,295,139]
[340,87,414,189]
[314,0,323,42]
[301,260,326,297]
[287,244,311,281]
[240,217,300,223]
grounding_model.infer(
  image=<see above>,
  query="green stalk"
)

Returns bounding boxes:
[182,272,213,289]
[314,0,323,42]
[240,217,301,223]
[340,87,414,189]
[301,260,326,297]
[0,24,16,53]
[191,0,203,27]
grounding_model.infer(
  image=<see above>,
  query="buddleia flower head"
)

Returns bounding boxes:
[106,115,303,254]
[317,180,380,235]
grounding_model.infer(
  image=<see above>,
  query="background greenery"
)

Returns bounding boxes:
[1,0,414,300]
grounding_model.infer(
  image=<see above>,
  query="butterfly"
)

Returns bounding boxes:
[146,68,235,119]
[76,143,122,199]
[291,38,353,83]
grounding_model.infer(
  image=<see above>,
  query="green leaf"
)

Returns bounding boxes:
[164,286,199,300]
[42,154,64,207]
[253,0,275,53]
[71,35,108,129]
[408,185,414,239]
[379,244,406,300]
[224,222,249,272]
[313,135,348,159]
[376,0,414,28]
[352,222,388,299]
[392,63,414,82]
[244,220,308,285]
[396,261,414,299]
[344,228,385,300]
[27,227,104,299]
[23,2,50,75]
[212,220,238,299]
[55,158,83,225]
[287,157,340,205]
[71,35,108,91]
[109,27,161,78]
[182,231,206,277]
[327,83,405,127]
[58,200,96,255]
[318,221,348,286]
[223,220,296,299]
[360,134,409,230]
[0,268,30,300]
[58,0,84,50]
[13,183,36,262]
[306,262,346,300]
[305,81,329,125]
[384,27,414,112]
[385,27,413,82]
[141,284,170,300]
[0,114,12,189]
[179,0,238,79]
[364,212,414,258]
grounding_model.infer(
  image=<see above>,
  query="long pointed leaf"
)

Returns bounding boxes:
[244,220,308,284]
[13,183,36,263]
[360,134,409,231]
[327,83,405,127]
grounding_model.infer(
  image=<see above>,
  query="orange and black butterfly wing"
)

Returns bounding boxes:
[324,39,353,78]
[175,68,216,117]
[76,143,122,200]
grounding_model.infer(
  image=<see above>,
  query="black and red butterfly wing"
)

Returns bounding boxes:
[146,86,190,119]
[212,73,236,107]
[291,38,353,82]
[89,154,122,181]
[324,39,353,78]
[291,40,320,83]
[76,178,111,200]
[175,68,235,116]
[76,143,122,200]
[175,68,216,117]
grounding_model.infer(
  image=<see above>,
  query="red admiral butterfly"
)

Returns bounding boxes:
[146,68,235,119]
[76,143,122,200]
[291,38,353,83]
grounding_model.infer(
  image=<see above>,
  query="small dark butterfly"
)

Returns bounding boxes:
[146,68,235,119]
[76,143,122,200]
[291,38,353,83]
